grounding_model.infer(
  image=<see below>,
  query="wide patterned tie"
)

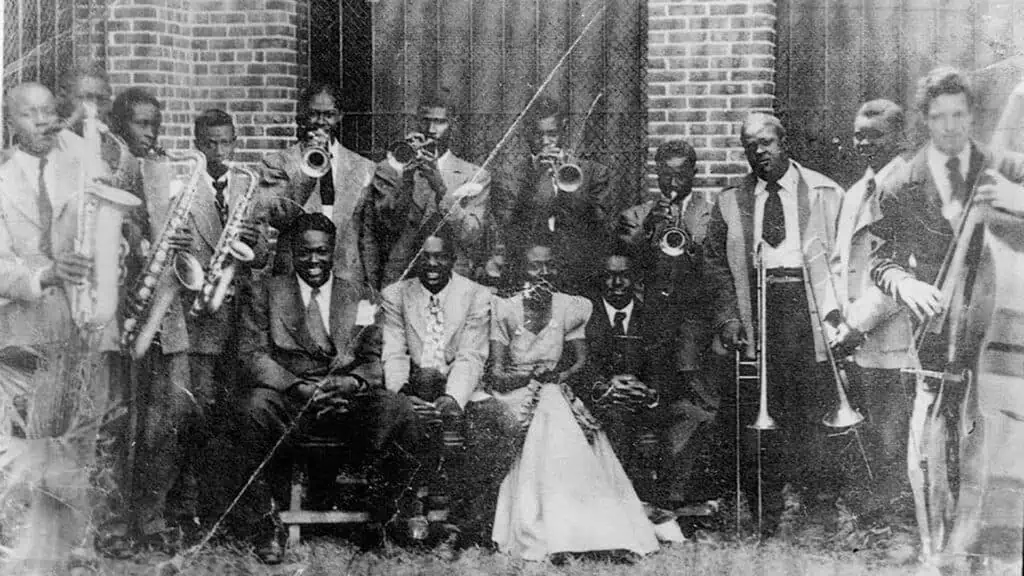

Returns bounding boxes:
[613,311,627,336]
[762,180,785,248]
[212,178,229,225]
[422,295,446,369]
[306,287,332,354]
[946,156,967,207]
[319,168,336,206]
[37,156,54,256]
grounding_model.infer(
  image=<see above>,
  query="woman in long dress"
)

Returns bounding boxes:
[487,234,659,561]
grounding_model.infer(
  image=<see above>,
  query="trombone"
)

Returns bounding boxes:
[742,241,778,431]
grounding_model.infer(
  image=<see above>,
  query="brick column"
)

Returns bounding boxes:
[646,0,777,197]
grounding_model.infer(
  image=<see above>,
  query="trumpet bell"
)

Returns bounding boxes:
[300,146,331,178]
[823,404,865,428]
[389,141,417,165]
[554,163,583,193]
[659,227,690,257]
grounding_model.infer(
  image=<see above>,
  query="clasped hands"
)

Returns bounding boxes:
[404,367,462,425]
[593,374,658,411]
[290,374,367,419]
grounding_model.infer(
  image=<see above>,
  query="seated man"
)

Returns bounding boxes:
[236,213,423,564]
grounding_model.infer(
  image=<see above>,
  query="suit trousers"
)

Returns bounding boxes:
[845,365,914,487]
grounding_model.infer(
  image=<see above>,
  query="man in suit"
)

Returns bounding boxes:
[237,213,423,564]
[257,83,375,284]
[818,100,915,513]
[380,221,493,552]
[704,112,843,536]
[869,68,1024,571]
[101,87,198,555]
[511,96,613,291]
[361,95,492,291]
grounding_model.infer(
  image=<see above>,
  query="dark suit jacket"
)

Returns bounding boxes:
[585,298,657,384]
[512,158,613,235]
[239,274,382,393]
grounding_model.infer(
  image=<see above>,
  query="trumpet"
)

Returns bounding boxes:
[387,132,438,170]
[536,146,583,193]
[744,241,778,431]
[300,128,332,178]
[189,164,260,317]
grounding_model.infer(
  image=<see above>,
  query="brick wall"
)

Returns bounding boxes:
[103,0,303,163]
[646,0,777,198]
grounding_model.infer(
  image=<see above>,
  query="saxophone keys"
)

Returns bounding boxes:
[154,249,167,264]
[144,275,157,288]
[139,286,152,300]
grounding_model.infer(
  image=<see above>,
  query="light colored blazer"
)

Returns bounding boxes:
[380,272,491,408]
[826,156,916,369]
[704,160,843,362]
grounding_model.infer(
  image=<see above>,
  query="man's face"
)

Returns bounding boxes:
[125,102,161,158]
[196,124,236,178]
[524,245,558,285]
[657,155,696,200]
[742,122,789,182]
[534,115,563,152]
[303,90,341,142]
[293,229,333,289]
[853,113,901,173]
[7,84,59,157]
[417,236,455,293]
[418,106,451,152]
[926,92,972,157]
[602,255,634,310]
[73,76,113,124]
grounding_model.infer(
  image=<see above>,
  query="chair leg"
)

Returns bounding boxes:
[286,457,304,548]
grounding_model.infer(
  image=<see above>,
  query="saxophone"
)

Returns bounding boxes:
[120,148,206,359]
[70,104,143,331]
[189,164,260,317]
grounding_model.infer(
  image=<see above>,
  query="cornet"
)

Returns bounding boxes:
[387,132,438,171]
[300,128,332,178]
[536,146,583,193]
[657,194,692,257]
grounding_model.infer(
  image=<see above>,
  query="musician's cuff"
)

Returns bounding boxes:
[28,266,46,300]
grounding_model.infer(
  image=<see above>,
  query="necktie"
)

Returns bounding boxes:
[212,178,229,225]
[613,311,627,336]
[762,180,785,248]
[865,177,876,200]
[423,295,446,369]
[37,156,53,256]
[946,156,967,206]
[306,288,332,354]
[319,168,336,206]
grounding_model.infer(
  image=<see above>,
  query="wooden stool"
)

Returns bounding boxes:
[279,435,371,547]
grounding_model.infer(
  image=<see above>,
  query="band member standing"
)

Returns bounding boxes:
[361,95,492,291]
[704,113,843,536]
[102,87,198,554]
[870,68,1024,569]
[258,83,374,283]
[820,100,915,511]
[236,213,423,564]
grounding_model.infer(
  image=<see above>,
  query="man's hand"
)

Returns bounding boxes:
[976,168,1024,215]
[41,251,93,287]
[408,395,442,424]
[607,375,656,409]
[167,227,193,251]
[644,197,672,232]
[895,277,944,321]
[719,319,746,352]
[433,394,463,420]
[238,221,261,247]
[829,322,864,359]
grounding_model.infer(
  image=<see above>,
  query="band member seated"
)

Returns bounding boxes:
[510,96,613,291]
[361,94,492,291]
[379,218,491,553]
[869,67,1024,570]
[487,231,658,561]
[704,112,844,537]
[257,83,374,283]
[236,213,423,564]
[100,87,198,555]
[820,99,915,514]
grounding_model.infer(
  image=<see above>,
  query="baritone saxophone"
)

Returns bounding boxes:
[120,149,206,359]
[189,164,260,317]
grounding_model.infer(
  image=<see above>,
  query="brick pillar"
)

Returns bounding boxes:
[646,0,777,197]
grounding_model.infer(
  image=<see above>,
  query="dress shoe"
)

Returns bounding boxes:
[255,539,283,565]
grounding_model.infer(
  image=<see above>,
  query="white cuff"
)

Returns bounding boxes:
[28,265,47,300]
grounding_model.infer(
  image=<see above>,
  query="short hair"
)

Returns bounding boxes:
[296,82,345,122]
[417,89,453,116]
[505,226,561,286]
[655,139,697,167]
[741,112,786,142]
[57,61,109,117]
[856,99,904,133]
[194,109,235,141]
[529,95,565,125]
[915,67,974,117]
[110,87,161,140]
[414,214,459,257]
[289,211,337,248]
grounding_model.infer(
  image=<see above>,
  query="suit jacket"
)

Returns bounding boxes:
[380,273,490,407]
[585,298,659,384]
[257,143,375,285]
[0,141,82,348]
[360,155,492,291]
[512,158,612,235]
[703,161,843,362]
[825,156,915,370]
[239,274,382,393]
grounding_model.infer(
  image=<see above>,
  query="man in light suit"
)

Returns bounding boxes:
[361,95,492,291]
[819,100,915,513]
[237,213,423,564]
[704,112,844,536]
[257,83,375,284]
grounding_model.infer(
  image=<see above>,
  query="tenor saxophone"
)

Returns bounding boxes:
[189,164,260,317]
[121,148,206,359]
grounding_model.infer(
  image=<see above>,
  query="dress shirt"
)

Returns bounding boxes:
[437,149,455,174]
[202,170,231,203]
[13,148,57,207]
[926,142,971,214]
[753,161,803,268]
[603,298,635,334]
[297,274,332,330]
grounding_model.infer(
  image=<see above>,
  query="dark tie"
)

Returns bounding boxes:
[212,178,228,225]
[319,169,336,206]
[613,311,626,336]
[306,288,332,354]
[762,180,785,248]
[946,156,967,206]
[865,177,876,200]
[37,156,53,256]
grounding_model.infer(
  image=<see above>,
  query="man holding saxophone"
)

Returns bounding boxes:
[100,87,201,555]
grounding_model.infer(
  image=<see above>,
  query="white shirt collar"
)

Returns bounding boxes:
[297,273,333,306]
[202,169,230,195]
[417,275,452,304]
[437,149,455,172]
[927,142,971,180]
[603,298,635,332]
[755,161,799,196]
